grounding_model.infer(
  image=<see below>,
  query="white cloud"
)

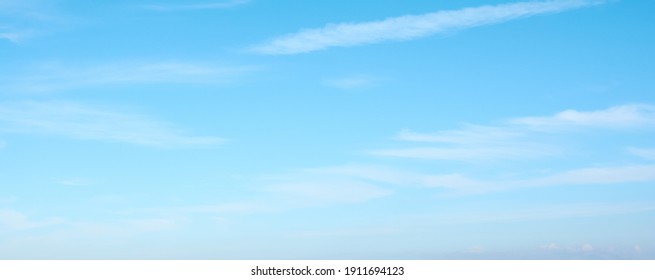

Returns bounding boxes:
[463,246,485,254]
[0,196,16,205]
[145,176,392,218]
[0,25,33,43]
[374,104,655,162]
[391,126,533,161]
[413,203,655,225]
[512,104,655,129]
[265,180,391,204]
[50,218,178,239]
[0,101,223,148]
[542,243,560,251]
[526,164,655,187]
[180,202,273,214]
[306,165,497,193]
[0,0,57,20]
[0,209,64,230]
[251,0,601,54]
[397,126,521,144]
[308,165,426,186]
[311,165,479,192]
[323,76,375,90]
[0,0,61,43]
[581,244,594,252]
[370,145,555,161]
[627,147,655,160]
[143,0,250,11]
[0,30,25,42]
[290,227,399,238]
[56,178,93,187]
[312,165,491,191]
[306,104,655,195]
[312,163,655,194]
[5,61,254,93]
[534,243,649,259]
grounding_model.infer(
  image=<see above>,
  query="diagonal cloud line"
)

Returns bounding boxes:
[250,0,603,54]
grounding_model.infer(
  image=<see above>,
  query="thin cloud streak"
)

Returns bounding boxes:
[408,203,655,225]
[0,0,57,19]
[0,31,24,42]
[310,165,489,190]
[512,104,655,129]
[312,164,655,194]
[397,126,522,144]
[376,104,655,162]
[370,146,555,161]
[627,147,655,160]
[4,61,255,93]
[0,209,64,231]
[0,0,63,43]
[251,0,601,54]
[323,75,376,90]
[143,0,250,12]
[0,101,224,148]
[527,164,655,187]
[265,180,391,204]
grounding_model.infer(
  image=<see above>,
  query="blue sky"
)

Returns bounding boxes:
[1,0,654,259]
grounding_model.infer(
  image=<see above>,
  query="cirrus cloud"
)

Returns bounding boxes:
[251,0,603,54]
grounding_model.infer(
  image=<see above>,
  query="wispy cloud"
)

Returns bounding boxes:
[371,104,655,162]
[512,104,655,129]
[78,218,181,236]
[0,209,64,230]
[3,61,254,93]
[142,0,250,12]
[56,178,93,187]
[0,101,223,147]
[264,180,391,205]
[290,227,399,238]
[297,104,655,195]
[311,163,655,194]
[309,165,490,191]
[0,0,62,43]
[627,147,655,160]
[0,0,58,20]
[525,164,655,187]
[370,145,555,161]
[323,75,376,90]
[0,196,16,205]
[397,125,521,144]
[405,203,655,226]
[151,175,393,218]
[373,128,556,161]
[179,202,274,214]
[250,0,601,54]
[0,29,27,42]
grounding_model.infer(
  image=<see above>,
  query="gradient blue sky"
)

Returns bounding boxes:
[1,0,654,259]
